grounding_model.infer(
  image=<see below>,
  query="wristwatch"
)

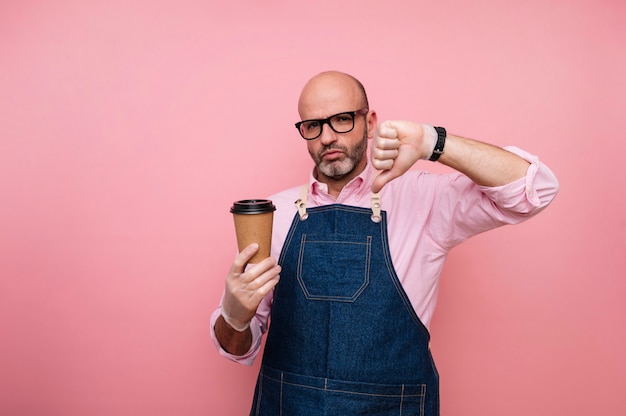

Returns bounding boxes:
[429,126,446,161]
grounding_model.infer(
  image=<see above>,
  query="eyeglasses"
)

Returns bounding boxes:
[295,108,369,140]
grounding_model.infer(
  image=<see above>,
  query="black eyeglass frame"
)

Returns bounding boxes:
[294,107,369,140]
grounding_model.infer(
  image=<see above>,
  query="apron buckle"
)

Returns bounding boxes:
[371,193,382,223]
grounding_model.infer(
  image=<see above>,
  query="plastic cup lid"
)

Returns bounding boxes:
[230,199,276,214]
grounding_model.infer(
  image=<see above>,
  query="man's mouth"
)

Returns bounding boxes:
[321,149,344,161]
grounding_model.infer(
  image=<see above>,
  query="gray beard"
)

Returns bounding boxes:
[315,133,368,180]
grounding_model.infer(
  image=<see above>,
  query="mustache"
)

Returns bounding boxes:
[317,144,347,159]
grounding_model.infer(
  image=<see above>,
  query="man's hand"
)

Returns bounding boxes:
[221,243,281,331]
[370,121,437,193]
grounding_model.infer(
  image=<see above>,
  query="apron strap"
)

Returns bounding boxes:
[370,170,382,223]
[371,192,382,223]
[295,185,309,220]
[294,185,382,223]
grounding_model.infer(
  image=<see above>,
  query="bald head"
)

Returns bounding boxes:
[297,71,369,119]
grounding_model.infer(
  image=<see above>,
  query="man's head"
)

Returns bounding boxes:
[296,71,377,186]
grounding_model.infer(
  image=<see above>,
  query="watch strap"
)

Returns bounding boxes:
[429,126,446,161]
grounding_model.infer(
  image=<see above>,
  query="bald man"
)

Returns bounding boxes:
[211,71,559,415]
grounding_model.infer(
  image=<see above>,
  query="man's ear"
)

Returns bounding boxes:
[366,110,378,139]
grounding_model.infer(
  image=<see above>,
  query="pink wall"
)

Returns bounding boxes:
[1,1,624,415]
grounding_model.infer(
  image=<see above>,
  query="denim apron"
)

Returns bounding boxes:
[250,189,439,415]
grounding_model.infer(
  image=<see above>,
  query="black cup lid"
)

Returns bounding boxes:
[230,199,276,214]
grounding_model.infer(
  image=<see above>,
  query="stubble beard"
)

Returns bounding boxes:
[314,130,368,180]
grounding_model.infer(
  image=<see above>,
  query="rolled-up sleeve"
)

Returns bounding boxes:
[209,291,273,366]
[478,146,560,214]
[430,146,559,250]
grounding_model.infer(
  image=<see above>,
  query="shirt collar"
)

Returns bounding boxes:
[308,162,376,204]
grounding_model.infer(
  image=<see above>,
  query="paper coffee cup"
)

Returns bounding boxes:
[230,199,276,263]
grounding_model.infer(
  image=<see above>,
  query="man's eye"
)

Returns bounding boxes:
[333,114,352,124]
[305,121,320,130]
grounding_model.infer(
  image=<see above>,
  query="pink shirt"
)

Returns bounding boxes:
[210,146,559,365]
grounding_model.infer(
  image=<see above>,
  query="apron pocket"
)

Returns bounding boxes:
[297,233,371,302]
[255,367,426,416]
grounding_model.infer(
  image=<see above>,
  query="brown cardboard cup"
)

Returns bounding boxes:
[230,199,276,264]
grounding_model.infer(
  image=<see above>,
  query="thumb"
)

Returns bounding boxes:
[371,145,419,193]
[231,243,259,273]
[371,169,399,194]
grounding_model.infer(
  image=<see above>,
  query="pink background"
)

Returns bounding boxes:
[1,0,625,415]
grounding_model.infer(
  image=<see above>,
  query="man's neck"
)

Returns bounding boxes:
[314,163,367,199]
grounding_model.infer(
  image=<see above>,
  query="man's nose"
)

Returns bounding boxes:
[318,122,338,144]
